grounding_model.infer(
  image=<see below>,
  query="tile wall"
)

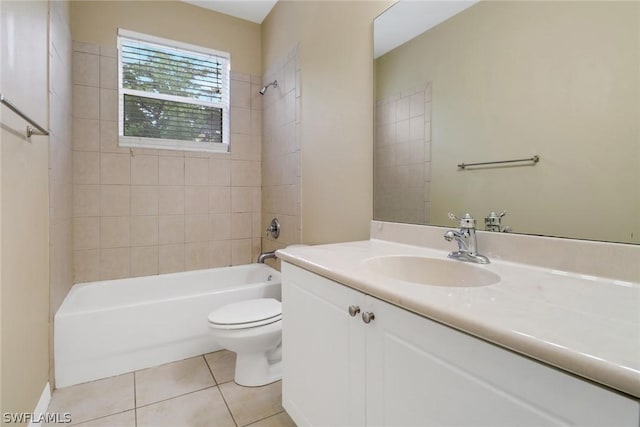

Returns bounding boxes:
[261,46,302,269]
[374,83,432,224]
[71,41,263,282]
[49,0,73,387]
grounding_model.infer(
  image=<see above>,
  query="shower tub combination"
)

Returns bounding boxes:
[54,264,280,388]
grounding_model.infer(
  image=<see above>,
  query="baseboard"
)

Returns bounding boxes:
[28,382,51,427]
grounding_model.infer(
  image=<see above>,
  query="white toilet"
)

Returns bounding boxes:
[208,298,282,387]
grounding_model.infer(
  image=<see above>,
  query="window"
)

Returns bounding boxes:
[117,29,230,153]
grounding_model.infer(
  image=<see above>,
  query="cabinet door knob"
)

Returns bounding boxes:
[362,312,375,324]
[348,305,361,317]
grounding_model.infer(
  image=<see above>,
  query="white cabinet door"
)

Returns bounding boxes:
[282,263,367,427]
[365,296,639,427]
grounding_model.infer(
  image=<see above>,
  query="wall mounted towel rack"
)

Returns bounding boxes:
[458,155,539,170]
[0,92,49,137]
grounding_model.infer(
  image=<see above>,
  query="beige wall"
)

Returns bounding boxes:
[375,1,640,243]
[1,0,51,420]
[71,41,263,282]
[262,1,393,245]
[49,0,73,389]
[70,0,262,75]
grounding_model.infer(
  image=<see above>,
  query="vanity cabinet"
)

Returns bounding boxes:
[281,262,367,426]
[281,262,639,427]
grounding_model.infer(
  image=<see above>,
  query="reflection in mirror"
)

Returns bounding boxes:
[374,1,639,244]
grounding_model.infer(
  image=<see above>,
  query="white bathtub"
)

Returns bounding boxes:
[54,264,280,387]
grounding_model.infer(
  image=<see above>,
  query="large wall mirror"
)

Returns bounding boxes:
[373,1,639,244]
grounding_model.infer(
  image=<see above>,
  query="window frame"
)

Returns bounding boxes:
[117,29,230,154]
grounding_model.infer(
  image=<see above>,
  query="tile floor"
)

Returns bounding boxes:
[46,350,296,427]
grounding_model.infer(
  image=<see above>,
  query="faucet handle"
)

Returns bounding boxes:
[485,211,507,222]
[485,211,510,232]
[265,218,280,239]
[448,212,476,229]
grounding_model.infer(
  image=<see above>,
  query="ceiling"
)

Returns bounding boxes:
[181,0,278,24]
[182,1,477,54]
[374,0,478,58]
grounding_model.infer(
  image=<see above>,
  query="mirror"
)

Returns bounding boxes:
[373,1,639,244]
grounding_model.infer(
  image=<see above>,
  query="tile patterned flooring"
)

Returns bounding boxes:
[46,351,295,427]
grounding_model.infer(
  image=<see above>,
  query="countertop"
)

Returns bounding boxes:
[276,239,640,399]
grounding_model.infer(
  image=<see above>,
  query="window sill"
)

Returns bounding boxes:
[119,136,229,154]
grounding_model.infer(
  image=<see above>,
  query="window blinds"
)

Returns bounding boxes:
[120,36,229,144]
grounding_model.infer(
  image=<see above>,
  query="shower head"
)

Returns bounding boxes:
[259,80,278,95]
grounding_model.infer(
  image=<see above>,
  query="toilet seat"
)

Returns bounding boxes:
[208,298,282,330]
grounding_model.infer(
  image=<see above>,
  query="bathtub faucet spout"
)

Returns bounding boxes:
[257,251,277,263]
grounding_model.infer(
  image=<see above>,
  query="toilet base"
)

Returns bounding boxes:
[208,311,283,387]
[234,345,282,386]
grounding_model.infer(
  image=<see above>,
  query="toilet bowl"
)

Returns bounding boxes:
[208,298,282,387]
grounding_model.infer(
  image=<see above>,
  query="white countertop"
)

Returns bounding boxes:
[276,239,640,398]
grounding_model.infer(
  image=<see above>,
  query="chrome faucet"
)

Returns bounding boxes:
[444,213,490,264]
[257,251,277,263]
[485,211,512,233]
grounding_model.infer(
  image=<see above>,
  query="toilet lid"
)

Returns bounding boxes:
[208,298,281,329]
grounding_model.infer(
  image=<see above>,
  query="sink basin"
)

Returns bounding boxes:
[362,255,500,287]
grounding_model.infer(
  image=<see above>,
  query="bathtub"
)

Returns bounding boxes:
[54,264,280,388]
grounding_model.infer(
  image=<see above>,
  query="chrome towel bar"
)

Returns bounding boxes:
[0,92,50,137]
[458,155,539,170]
